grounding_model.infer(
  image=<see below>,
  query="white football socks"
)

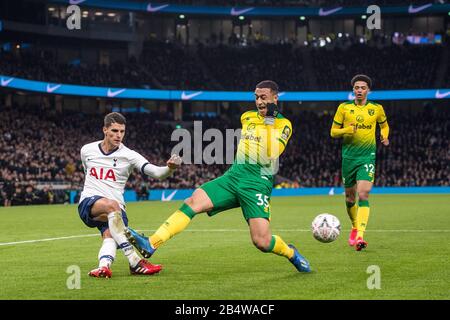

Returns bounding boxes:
[98,238,116,268]
[107,211,141,268]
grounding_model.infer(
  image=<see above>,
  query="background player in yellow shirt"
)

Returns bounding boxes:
[330,75,390,251]
[126,80,311,272]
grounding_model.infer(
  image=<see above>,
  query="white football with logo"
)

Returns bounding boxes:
[311,213,341,243]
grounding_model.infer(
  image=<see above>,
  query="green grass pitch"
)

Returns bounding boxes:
[0,194,449,300]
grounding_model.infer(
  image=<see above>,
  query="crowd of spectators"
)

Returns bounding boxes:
[1,102,449,206]
[0,50,153,88]
[142,41,218,90]
[0,40,445,91]
[198,42,309,91]
[312,44,443,90]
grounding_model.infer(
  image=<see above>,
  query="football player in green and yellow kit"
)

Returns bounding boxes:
[126,80,311,272]
[331,75,390,251]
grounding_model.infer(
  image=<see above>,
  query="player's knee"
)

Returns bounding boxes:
[184,196,194,207]
[102,229,112,239]
[104,199,121,213]
[252,235,271,252]
[345,194,356,203]
[358,191,369,201]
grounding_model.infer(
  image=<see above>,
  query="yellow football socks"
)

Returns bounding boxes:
[346,201,358,229]
[356,200,370,239]
[149,204,195,249]
[268,235,294,259]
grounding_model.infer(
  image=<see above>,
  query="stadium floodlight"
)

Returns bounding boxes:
[179,14,185,19]
[239,16,245,20]
[48,7,55,12]
[299,16,306,21]
[361,15,367,19]
[95,12,103,16]
[338,33,343,38]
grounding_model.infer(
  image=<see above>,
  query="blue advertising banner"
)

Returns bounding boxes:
[53,1,450,17]
[2,75,450,102]
[70,187,450,204]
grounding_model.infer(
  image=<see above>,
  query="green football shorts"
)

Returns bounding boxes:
[200,173,273,221]
[342,158,375,188]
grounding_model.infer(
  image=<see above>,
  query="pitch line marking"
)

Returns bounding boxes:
[0,229,449,247]
[0,234,99,246]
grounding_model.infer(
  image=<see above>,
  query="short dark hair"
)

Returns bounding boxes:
[256,80,279,94]
[104,112,126,127]
[351,74,372,88]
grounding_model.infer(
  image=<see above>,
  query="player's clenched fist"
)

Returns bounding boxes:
[264,103,279,125]
[167,154,183,170]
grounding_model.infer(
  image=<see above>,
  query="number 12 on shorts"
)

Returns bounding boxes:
[364,164,375,173]
[256,193,269,208]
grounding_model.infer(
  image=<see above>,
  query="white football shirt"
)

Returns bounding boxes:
[79,140,149,209]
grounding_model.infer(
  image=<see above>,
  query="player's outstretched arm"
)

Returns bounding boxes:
[142,155,182,179]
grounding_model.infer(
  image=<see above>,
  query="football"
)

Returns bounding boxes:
[311,213,341,243]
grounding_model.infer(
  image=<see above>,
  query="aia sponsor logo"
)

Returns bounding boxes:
[89,168,116,181]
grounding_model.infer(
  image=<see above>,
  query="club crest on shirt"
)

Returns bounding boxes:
[368,109,375,116]
[247,123,256,132]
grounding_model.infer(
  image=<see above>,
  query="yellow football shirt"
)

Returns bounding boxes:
[333,101,387,160]
[232,110,292,176]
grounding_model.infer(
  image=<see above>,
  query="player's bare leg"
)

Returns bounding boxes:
[249,218,310,272]
[249,218,273,251]
[345,186,358,246]
[126,188,213,258]
[355,180,373,251]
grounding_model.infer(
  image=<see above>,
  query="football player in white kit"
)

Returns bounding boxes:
[78,112,181,278]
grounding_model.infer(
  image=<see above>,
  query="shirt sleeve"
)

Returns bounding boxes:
[277,119,293,148]
[240,111,249,125]
[80,146,87,173]
[377,105,387,124]
[129,150,150,174]
[333,104,345,126]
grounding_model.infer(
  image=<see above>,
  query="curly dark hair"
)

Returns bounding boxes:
[351,74,372,89]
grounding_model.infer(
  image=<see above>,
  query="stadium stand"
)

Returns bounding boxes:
[0,42,446,91]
